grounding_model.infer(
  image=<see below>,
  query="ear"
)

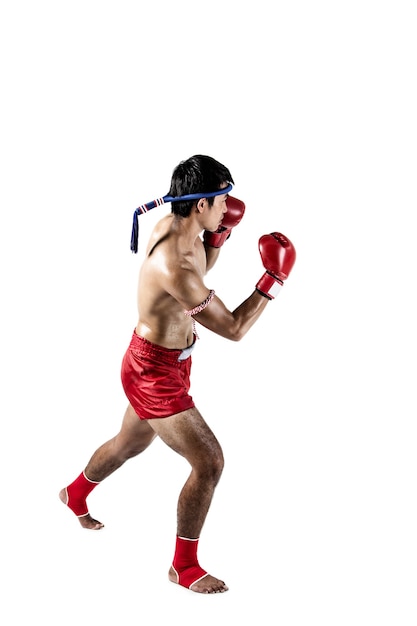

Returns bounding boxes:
[196,197,207,213]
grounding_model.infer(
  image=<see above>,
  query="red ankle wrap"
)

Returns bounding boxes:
[172,536,207,589]
[65,471,99,517]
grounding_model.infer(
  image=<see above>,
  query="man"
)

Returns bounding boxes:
[60,154,296,594]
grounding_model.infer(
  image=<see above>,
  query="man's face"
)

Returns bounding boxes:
[209,191,229,231]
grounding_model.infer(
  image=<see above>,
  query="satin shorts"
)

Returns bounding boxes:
[121,331,196,420]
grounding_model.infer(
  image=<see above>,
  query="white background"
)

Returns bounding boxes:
[1,1,416,624]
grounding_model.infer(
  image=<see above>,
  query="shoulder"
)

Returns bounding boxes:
[145,214,174,254]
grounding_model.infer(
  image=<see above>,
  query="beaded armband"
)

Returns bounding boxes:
[184,290,215,339]
[184,290,215,317]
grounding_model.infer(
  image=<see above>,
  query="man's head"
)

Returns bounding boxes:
[169,155,234,217]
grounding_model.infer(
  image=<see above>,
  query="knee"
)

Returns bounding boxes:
[198,447,224,485]
[212,453,225,485]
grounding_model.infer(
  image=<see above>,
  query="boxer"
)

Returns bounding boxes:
[60,155,296,594]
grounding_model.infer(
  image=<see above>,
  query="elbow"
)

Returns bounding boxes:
[227,326,246,342]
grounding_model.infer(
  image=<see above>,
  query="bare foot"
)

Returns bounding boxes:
[168,566,228,594]
[59,488,104,530]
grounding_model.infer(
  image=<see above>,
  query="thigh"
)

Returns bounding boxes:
[147,407,222,466]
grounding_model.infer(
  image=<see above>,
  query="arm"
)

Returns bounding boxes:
[167,231,296,342]
[194,289,269,341]
[204,245,221,273]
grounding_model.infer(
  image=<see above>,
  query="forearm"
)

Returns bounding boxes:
[204,244,221,272]
[229,290,270,340]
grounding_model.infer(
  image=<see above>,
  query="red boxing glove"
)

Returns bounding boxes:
[256,232,296,299]
[203,195,245,248]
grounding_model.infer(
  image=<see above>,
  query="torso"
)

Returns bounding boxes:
[135,214,206,349]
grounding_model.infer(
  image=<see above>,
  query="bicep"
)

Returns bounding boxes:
[164,266,213,313]
[164,268,236,337]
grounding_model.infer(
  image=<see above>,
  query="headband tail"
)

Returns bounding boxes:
[130,210,139,253]
[129,185,233,252]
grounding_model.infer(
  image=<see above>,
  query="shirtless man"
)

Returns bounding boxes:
[60,154,296,594]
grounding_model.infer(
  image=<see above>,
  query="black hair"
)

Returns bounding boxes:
[168,155,234,217]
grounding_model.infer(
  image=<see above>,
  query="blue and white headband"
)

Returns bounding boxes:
[130,183,233,253]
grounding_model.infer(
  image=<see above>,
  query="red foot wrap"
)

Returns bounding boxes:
[65,471,99,517]
[172,536,207,589]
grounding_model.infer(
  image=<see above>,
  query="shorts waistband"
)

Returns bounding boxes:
[129,331,196,364]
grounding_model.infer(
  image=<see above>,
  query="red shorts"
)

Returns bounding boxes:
[121,331,196,420]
